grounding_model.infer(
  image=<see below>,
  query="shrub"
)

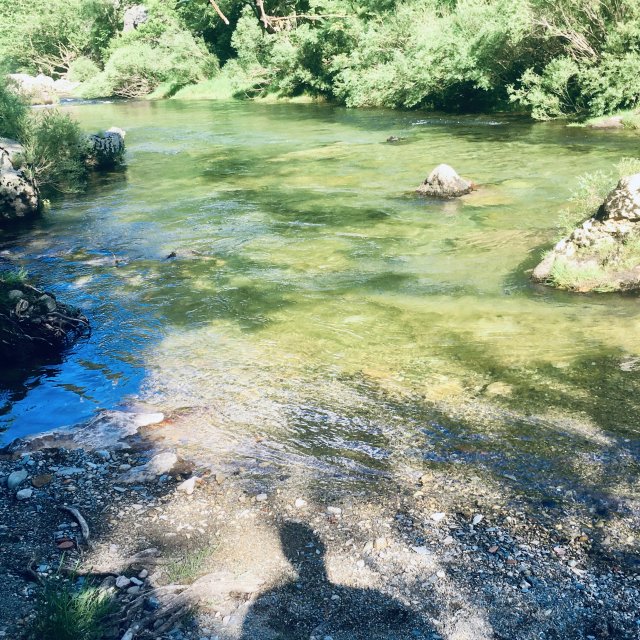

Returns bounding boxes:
[22,110,89,194]
[0,78,29,140]
[67,57,101,83]
[80,2,218,99]
[0,0,118,76]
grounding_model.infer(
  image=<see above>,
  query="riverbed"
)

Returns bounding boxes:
[1,100,639,509]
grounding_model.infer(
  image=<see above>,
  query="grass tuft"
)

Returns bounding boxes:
[0,268,29,287]
[29,577,117,640]
[165,543,218,583]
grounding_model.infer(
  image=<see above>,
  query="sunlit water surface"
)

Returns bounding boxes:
[1,100,639,498]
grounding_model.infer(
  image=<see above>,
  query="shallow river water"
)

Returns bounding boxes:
[1,100,639,499]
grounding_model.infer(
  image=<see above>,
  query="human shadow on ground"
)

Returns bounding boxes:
[240,521,435,640]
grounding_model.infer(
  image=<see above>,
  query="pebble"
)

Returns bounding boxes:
[31,474,52,488]
[115,576,132,589]
[138,569,148,579]
[177,476,198,495]
[327,506,342,516]
[443,536,454,545]
[472,514,484,525]
[129,577,143,586]
[255,493,268,502]
[374,537,387,551]
[431,512,446,523]
[56,467,85,477]
[294,498,307,509]
[7,470,28,491]
[16,488,33,500]
[127,585,141,595]
[356,559,365,568]
[56,540,75,550]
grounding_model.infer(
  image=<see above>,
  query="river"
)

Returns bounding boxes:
[1,100,639,502]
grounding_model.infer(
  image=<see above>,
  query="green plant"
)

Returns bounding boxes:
[548,258,615,292]
[166,543,217,583]
[29,577,116,640]
[22,110,89,194]
[0,268,29,286]
[67,56,101,82]
[0,78,29,140]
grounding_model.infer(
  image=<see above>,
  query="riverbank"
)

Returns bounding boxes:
[1,419,639,640]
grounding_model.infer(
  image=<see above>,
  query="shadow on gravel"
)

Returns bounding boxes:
[240,521,434,640]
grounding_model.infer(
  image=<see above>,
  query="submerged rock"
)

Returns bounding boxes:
[0,278,89,361]
[0,138,39,222]
[416,164,473,198]
[533,173,640,291]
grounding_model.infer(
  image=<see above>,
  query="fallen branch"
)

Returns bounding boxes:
[208,0,229,24]
[60,506,92,547]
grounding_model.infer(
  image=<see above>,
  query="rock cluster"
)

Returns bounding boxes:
[0,138,39,222]
[0,280,89,361]
[416,163,473,198]
[7,73,79,105]
[533,173,640,291]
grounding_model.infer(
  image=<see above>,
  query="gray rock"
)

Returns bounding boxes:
[0,139,39,222]
[115,575,131,589]
[86,128,126,169]
[16,488,33,500]
[7,469,28,490]
[123,5,149,32]
[533,172,640,291]
[56,467,85,477]
[119,451,179,484]
[416,164,473,198]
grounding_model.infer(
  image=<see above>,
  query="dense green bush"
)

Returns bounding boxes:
[80,0,217,98]
[0,0,117,75]
[22,110,89,193]
[67,57,101,83]
[0,79,29,140]
[2,0,640,119]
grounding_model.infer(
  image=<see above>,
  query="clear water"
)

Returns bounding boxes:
[1,100,639,498]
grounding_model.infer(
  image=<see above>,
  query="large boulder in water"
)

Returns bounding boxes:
[0,278,89,362]
[533,173,640,291]
[416,164,473,198]
[86,128,126,169]
[0,138,39,223]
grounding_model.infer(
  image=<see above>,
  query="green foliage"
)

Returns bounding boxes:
[29,577,116,640]
[3,0,640,119]
[0,0,118,75]
[22,110,89,194]
[0,267,29,286]
[81,0,218,98]
[67,57,101,83]
[0,79,29,140]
